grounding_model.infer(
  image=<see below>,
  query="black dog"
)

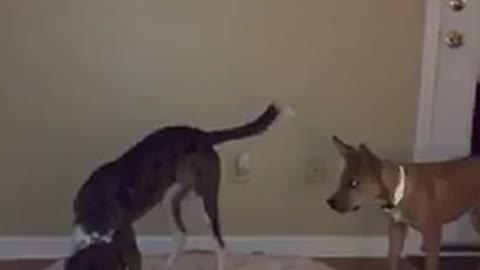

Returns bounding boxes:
[66,224,137,270]
[66,103,291,270]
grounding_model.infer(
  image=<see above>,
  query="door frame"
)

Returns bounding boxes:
[414,0,479,245]
[414,0,445,163]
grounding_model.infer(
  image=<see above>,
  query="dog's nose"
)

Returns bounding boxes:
[327,198,337,209]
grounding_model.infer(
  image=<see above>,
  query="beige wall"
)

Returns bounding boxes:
[0,0,424,236]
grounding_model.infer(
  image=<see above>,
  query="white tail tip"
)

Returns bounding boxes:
[273,102,295,119]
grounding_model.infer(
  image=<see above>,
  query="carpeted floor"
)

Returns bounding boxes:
[45,252,336,270]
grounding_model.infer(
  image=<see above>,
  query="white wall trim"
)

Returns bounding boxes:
[414,0,443,162]
[0,235,423,260]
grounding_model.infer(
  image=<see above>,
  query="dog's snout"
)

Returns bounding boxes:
[327,198,337,209]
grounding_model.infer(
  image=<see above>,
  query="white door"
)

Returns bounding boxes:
[415,0,480,245]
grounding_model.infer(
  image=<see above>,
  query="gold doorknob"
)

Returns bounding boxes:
[448,0,466,12]
[445,31,465,49]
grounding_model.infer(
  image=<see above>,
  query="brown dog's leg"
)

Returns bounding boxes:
[469,207,480,233]
[469,207,480,270]
[388,221,407,270]
[421,224,441,270]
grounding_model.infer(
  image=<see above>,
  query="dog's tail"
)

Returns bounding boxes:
[207,102,294,145]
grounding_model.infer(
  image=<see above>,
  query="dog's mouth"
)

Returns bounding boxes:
[327,198,361,213]
[332,205,360,214]
[380,203,395,212]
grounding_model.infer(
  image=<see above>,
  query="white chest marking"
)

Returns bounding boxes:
[385,165,407,222]
[72,225,114,252]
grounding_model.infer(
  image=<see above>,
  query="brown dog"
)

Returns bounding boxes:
[327,136,480,270]
[67,102,292,270]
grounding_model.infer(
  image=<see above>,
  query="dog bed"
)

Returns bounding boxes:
[45,251,336,270]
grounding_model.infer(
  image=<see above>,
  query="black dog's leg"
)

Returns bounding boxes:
[115,224,141,270]
[196,178,225,270]
[164,183,190,269]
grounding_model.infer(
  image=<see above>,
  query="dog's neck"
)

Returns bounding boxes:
[380,161,407,210]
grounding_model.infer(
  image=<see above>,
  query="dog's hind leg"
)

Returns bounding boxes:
[469,206,480,234]
[164,183,190,270]
[199,191,225,270]
[468,205,480,270]
[195,171,225,270]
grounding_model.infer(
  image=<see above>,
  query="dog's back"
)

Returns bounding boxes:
[73,128,216,234]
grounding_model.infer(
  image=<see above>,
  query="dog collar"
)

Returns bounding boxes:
[393,165,406,206]
[73,226,114,252]
[381,165,406,211]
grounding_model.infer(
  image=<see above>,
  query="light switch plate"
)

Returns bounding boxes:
[305,156,325,184]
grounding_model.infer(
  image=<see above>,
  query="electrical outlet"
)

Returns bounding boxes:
[236,152,251,176]
[231,152,251,183]
[305,156,324,184]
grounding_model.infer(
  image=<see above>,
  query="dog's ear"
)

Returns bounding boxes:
[358,143,379,162]
[358,143,371,154]
[332,135,355,156]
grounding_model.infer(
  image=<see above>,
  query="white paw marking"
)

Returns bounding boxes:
[163,182,188,270]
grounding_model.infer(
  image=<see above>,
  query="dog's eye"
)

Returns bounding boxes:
[349,180,359,188]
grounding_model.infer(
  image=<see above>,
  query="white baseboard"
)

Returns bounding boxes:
[0,234,423,260]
